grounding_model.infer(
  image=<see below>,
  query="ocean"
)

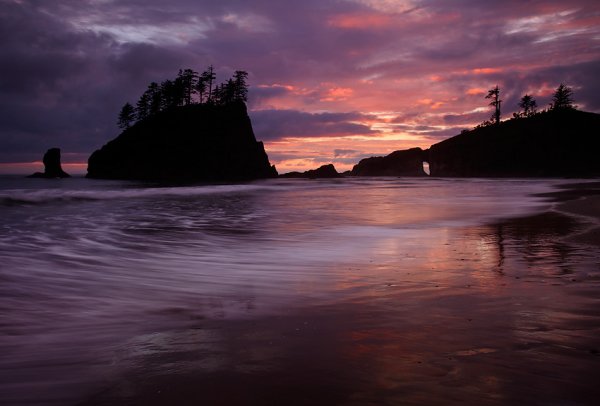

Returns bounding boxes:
[1,176,599,405]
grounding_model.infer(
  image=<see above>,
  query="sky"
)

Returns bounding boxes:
[1,0,599,174]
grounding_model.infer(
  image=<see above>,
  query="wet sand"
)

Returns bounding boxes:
[549,182,600,248]
[77,180,600,406]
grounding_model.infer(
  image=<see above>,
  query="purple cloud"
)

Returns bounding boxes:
[251,110,376,140]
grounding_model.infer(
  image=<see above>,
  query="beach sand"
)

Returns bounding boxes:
[79,180,600,406]
[552,184,600,248]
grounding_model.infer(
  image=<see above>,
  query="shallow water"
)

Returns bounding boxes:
[1,177,599,405]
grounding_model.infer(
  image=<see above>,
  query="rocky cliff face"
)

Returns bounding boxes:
[87,101,277,181]
[427,109,600,177]
[351,148,427,176]
[28,148,70,178]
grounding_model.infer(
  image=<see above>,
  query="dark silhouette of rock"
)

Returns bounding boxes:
[351,148,427,176]
[351,110,600,178]
[87,101,277,181]
[427,109,600,177]
[280,164,341,179]
[28,148,70,178]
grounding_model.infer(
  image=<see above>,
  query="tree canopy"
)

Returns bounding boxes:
[551,83,575,110]
[117,103,135,129]
[117,66,250,129]
[485,86,502,125]
[517,94,537,118]
[478,83,576,128]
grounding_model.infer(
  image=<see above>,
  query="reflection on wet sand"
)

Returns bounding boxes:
[482,211,583,276]
[84,207,600,406]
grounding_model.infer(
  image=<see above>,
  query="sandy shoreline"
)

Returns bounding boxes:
[75,180,600,406]
[537,181,600,247]
[2,178,597,406]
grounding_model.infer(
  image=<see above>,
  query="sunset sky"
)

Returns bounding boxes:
[1,0,599,174]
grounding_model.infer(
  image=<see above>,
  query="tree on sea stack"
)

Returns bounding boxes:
[485,85,502,125]
[551,83,575,110]
[516,94,537,118]
[117,103,135,129]
[203,65,216,103]
[135,92,150,121]
[178,68,199,105]
[147,82,162,115]
[160,79,184,109]
[233,70,249,102]
[116,66,253,129]
[196,75,208,103]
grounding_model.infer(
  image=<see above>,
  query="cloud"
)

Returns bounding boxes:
[0,1,209,162]
[0,0,599,168]
[419,126,467,139]
[251,109,376,140]
[328,13,394,30]
[334,149,360,157]
[443,111,489,125]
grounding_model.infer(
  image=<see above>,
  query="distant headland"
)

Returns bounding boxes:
[347,84,600,178]
[86,67,277,181]
[346,108,600,178]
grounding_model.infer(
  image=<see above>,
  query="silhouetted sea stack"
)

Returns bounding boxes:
[427,109,600,177]
[28,148,70,178]
[87,101,277,181]
[351,110,600,178]
[351,147,427,176]
[280,164,341,178]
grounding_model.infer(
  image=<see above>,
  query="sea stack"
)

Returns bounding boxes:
[351,148,427,176]
[427,109,600,177]
[87,101,277,181]
[28,148,70,178]
[280,164,342,178]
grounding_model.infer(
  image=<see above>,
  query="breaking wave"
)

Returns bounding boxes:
[0,182,288,206]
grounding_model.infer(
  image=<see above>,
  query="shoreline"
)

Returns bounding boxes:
[4,178,600,406]
[537,181,600,247]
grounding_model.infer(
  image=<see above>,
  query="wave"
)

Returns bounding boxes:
[0,183,281,206]
[0,177,566,207]
[0,178,361,206]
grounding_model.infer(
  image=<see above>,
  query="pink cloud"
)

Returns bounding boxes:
[321,86,354,102]
[472,68,502,75]
[466,88,487,96]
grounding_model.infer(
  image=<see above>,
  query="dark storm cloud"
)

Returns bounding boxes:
[357,0,600,89]
[251,110,376,140]
[248,85,295,110]
[0,1,202,162]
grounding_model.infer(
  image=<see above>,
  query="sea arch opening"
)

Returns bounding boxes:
[422,161,430,176]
